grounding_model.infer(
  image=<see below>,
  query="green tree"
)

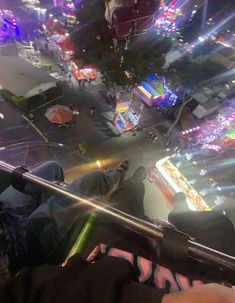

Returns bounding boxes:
[71,0,171,88]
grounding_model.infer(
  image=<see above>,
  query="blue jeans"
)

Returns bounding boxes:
[0,161,65,216]
[0,161,124,266]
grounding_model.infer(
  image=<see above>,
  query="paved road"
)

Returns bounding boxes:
[0,41,172,220]
[30,81,172,219]
[0,98,39,146]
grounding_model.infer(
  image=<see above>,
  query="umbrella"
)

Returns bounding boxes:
[45,105,73,124]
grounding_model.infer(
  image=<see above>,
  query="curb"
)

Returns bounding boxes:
[21,114,48,142]
[30,95,64,112]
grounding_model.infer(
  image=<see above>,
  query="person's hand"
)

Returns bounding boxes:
[162,283,235,303]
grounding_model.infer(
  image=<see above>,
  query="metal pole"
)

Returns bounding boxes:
[0,161,235,273]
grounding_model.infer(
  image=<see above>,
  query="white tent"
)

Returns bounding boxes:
[0,56,57,98]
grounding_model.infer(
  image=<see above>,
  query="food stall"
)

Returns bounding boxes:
[56,38,73,61]
[113,101,140,133]
[151,108,235,211]
[44,18,66,36]
[180,110,235,150]
[135,75,177,111]
[43,19,74,62]
[63,11,76,25]
[150,156,211,211]
[70,60,97,81]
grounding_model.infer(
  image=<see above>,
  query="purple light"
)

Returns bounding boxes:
[202,144,222,152]
[65,2,74,8]
[181,126,200,136]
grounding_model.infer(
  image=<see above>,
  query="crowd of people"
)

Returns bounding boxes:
[0,160,234,302]
[77,78,92,87]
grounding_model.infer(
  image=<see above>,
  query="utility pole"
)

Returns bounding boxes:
[166,96,193,136]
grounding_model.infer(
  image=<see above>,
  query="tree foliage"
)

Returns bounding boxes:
[166,57,227,90]
[71,0,171,87]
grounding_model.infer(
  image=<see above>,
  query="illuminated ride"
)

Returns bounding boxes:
[155,0,178,36]
[0,4,20,39]
[135,75,177,111]
[150,109,235,211]
[113,101,140,133]
[180,110,235,151]
[149,156,210,211]
[105,0,159,39]
[149,148,235,212]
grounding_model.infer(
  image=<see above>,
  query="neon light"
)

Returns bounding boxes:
[138,76,177,109]
[182,126,200,135]
[156,157,209,211]
[201,144,222,152]
[156,157,182,193]
[137,85,152,99]
[155,0,178,35]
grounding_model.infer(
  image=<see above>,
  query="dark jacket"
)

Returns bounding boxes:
[168,210,235,256]
[0,208,28,287]
[1,254,166,303]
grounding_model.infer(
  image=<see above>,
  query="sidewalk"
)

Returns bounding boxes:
[9,38,174,220]
[0,98,46,167]
[30,82,172,219]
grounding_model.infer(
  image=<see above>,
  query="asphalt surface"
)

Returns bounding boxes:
[29,79,172,219]
[0,41,172,220]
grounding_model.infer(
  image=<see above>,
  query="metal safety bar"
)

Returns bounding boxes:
[0,161,235,274]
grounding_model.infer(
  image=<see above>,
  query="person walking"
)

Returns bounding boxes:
[83,78,88,86]
[152,134,158,143]
[131,127,137,136]
[81,79,85,87]
[89,105,96,116]
[147,131,154,139]
[77,79,82,87]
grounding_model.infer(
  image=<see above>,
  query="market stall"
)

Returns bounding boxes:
[180,109,235,150]
[43,17,74,61]
[56,37,73,61]
[113,101,140,133]
[152,156,210,211]
[152,108,235,211]
[70,60,97,81]
[135,75,177,110]
[62,11,76,25]
[44,18,66,36]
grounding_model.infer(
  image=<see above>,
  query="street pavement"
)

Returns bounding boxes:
[0,97,39,146]
[0,42,18,57]
[0,41,172,220]
[30,80,172,220]
[0,97,42,166]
